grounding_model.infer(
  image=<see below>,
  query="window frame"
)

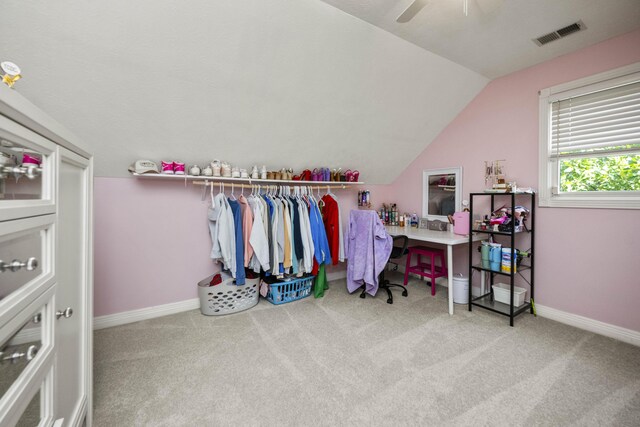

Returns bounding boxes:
[538,62,640,209]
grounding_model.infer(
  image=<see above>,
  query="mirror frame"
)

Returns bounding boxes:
[422,167,462,221]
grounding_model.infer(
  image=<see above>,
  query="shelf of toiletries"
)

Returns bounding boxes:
[468,192,536,327]
[471,263,531,276]
[470,228,529,236]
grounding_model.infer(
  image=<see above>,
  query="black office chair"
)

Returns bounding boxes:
[360,235,409,304]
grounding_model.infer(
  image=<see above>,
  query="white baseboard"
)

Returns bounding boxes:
[93,298,200,330]
[536,304,640,347]
[90,287,640,348]
[93,274,350,330]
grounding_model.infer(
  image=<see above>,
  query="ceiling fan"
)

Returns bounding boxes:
[396,0,503,23]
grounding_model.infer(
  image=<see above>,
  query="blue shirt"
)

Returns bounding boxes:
[227,199,246,285]
[309,199,332,265]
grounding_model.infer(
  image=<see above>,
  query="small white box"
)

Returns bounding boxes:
[492,283,527,307]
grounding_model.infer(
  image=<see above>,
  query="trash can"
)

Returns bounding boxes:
[452,274,469,304]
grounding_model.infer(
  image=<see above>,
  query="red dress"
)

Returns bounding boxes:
[321,195,340,266]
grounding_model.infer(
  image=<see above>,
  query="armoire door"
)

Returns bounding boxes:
[55,147,92,426]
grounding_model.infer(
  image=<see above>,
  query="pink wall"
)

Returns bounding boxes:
[94,29,640,332]
[93,177,380,317]
[386,29,640,331]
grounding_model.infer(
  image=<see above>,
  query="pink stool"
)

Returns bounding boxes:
[404,246,448,296]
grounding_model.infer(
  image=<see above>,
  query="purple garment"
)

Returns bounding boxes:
[345,210,392,296]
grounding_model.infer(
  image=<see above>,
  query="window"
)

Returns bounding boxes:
[539,63,640,209]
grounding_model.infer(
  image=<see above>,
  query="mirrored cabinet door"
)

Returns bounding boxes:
[15,385,42,427]
[0,114,56,222]
[0,312,43,402]
[0,216,54,321]
[0,290,54,427]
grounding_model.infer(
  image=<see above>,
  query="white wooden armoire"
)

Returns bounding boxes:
[0,84,93,426]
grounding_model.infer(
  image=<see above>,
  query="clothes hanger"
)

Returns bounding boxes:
[230,182,236,200]
[201,180,209,202]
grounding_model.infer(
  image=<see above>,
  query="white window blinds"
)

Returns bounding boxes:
[551,80,640,158]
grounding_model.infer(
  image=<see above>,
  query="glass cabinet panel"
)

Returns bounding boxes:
[0,310,42,401]
[0,139,45,201]
[15,388,41,427]
[0,115,56,221]
[0,218,51,305]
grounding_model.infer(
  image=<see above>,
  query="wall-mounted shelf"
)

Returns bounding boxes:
[130,172,364,187]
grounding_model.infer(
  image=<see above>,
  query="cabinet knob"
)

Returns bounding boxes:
[0,257,38,273]
[32,313,42,324]
[1,344,39,364]
[56,307,73,319]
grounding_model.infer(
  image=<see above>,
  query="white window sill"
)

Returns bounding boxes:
[539,193,640,209]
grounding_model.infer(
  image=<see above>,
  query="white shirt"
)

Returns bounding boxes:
[298,197,314,273]
[248,196,270,272]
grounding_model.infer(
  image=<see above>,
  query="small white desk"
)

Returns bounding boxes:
[385,226,486,315]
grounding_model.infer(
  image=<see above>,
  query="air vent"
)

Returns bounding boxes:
[533,20,586,46]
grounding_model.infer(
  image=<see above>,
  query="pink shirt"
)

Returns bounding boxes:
[238,195,254,267]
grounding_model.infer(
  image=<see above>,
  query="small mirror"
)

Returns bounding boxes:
[422,167,462,220]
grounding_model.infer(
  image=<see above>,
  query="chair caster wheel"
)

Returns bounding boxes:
[360,293,365,299]
[402,290,408,297]
[387,298,393,304]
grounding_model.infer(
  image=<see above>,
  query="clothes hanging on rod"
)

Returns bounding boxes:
[238,194,253,268]
[206,183,342,288]
[321,192,344,265]
[247,194,270,273]
[227,198,246,285]
[208,187,236,276]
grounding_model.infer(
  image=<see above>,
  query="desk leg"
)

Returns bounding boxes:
[447,244,454,315]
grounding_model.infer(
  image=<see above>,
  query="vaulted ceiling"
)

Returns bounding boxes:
[0,1,638,183]
[319,0,640,78]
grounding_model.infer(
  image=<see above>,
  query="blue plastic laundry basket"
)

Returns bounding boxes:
[265,275,314,305]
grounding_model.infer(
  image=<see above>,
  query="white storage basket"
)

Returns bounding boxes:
[198,273,259,316]
[492,282,527,307]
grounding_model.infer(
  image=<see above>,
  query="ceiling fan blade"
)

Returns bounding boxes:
[396,0,429,23]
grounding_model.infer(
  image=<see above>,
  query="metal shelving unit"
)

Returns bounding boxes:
[467,192,535,326]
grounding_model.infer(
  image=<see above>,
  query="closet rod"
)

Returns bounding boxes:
[192,181,348,190]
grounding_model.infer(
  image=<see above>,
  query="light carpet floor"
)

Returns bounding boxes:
[93,274,640,426]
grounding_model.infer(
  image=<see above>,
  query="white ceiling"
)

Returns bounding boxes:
[0,0,488,183]
[318,0,640,78]
[4,1,637,184]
